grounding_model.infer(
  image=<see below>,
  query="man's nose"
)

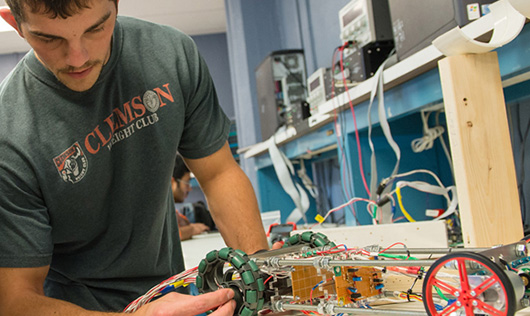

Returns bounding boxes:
[65,39,89,68]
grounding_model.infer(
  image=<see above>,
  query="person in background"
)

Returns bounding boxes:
[172,154,210,240]
[0,0,270,315]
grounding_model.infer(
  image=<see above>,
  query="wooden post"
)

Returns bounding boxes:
[438,52,523,247]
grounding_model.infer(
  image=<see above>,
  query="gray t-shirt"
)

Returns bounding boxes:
[0,16,230,311]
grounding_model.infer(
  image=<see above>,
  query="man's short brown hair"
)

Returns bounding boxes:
[5,0,118,25]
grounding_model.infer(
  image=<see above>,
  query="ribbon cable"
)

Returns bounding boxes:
[268,136,309,224]
[368,56,401,200]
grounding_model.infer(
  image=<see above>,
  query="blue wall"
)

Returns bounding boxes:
[225,0,530,230]
[225,0,349,193]
[192,33,235,120]
[0,53,25,81]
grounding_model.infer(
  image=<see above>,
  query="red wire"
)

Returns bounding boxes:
[309,278,333,305]
[331,47,358,222]
[264,275,274,284]
[379,242,407,254]
[339,43,371,197]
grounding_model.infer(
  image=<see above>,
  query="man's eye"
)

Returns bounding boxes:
[90,26,104,33]
[40,37,57,43]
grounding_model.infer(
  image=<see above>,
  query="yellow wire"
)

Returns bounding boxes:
[396,186,416,222]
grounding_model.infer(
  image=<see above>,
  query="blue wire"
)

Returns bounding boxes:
[158,284,175,295]
[312,280,324,291]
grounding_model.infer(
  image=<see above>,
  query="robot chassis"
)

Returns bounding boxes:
[196,232,530,316]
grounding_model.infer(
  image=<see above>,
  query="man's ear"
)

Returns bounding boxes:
[171,177,177,191]
[0,7,24,37]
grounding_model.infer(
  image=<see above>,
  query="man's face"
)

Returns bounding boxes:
[15,0,117,92]
[172,173,192,203]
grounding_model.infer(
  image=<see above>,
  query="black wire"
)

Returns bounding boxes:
[518,102,530,225]
[316,160,330,219]
[330,159,346,224]
[318,159,335,223]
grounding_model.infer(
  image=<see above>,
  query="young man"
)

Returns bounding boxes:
[171,155,211,240]
[0,0,269,315]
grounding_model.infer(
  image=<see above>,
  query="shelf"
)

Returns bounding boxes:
[245,23,530,170]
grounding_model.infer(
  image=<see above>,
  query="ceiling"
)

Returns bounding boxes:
[0,0,227,54]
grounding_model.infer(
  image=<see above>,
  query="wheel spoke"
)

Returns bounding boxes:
[432,278,460,295]
[464,303,475,316]
[423,253,513,316]
[439,301,460,316]
[473,276,498,297]
[457,258,471,292]
[475,299,505,316]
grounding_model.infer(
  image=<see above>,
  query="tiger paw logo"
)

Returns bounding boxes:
[53,142,88,184]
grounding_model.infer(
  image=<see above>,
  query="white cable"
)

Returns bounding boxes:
[388,169,445,188]
[367,53,400,199]
[411,110,446,153]
[268,135,309,224]
[385,169,458,220]
[296,158,318,198]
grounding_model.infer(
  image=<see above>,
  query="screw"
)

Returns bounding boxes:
[516,244,526,257]
[472,301,478,307]
[456,301,462,307]
[470,291,476,297]
[454,291,460,297]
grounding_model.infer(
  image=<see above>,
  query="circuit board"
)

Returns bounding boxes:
[291,266,335,302]
[334,266,383,304]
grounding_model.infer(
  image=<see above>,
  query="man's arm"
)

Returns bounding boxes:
[184,142,269,254]
[0,266,235,316]
[0,266,120,316]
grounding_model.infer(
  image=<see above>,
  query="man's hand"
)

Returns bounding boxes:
[271,240,284,250]
[180,223,210,240]
[135,288,235,316]
[190,223,210,235]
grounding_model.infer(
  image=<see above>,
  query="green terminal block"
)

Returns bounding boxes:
[257,278,265,292]
[218,247,232,260]
[230,255,246,269]
[248,260,259,272]
[242,271,255,285]
[314,238,326,247]
[302,231,313,242]
[235,249,248,258]
[206,250,218,262]
[198,259,207,273]
[288,235,300,245]
[195,275,203,288]
[240,306,254,316]
[257,298,265,310]
[245,290,257,303]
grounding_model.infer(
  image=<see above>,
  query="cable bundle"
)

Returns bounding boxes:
[123,267,198,313]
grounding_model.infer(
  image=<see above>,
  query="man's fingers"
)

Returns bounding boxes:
[210,299,236,316]
[187,288,235,315]
[138,288,235,316]
[271,241,284,250]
